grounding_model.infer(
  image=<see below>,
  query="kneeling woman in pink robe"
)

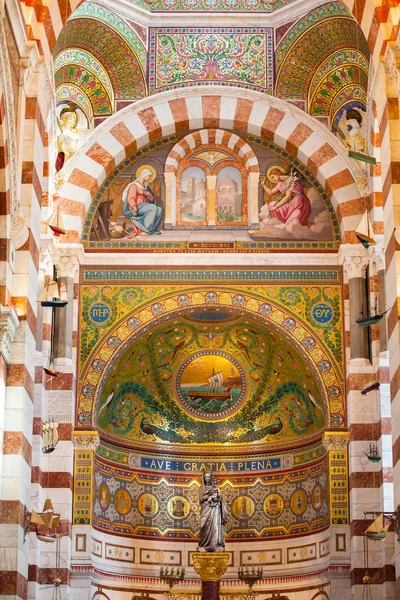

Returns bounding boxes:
[261,168,312,227]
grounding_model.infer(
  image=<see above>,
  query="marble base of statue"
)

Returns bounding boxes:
[192,550,230,600]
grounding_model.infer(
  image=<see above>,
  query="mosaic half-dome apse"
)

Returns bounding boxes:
[96,308,326,451]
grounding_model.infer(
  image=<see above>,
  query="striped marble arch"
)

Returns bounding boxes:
[165,129,259,174]
[57,87,366,244]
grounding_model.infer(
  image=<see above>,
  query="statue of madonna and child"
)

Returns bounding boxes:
[197,471,228,551]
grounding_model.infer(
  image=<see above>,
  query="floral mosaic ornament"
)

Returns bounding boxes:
[129,0,295,11]
[54,64,113,116]
[149,28,273,94]
[53,18,146,101]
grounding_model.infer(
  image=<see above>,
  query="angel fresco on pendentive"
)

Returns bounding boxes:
[250,165,333,242]
[90,165,163,241]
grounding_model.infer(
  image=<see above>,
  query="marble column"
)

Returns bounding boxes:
[373,244,388,355]
[206,175,217,226]
[192,552,230,600]
[248,172,260,229]
[342,254,370,363]
[53,247,83,364]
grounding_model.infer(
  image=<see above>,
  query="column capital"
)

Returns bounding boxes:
[0,305,19,364]
[338,246,369,279]
[192,552,230,581]
[53,244,85,279]
[372,241,385,271]
[73,431,99,451]
[323,432,349,451]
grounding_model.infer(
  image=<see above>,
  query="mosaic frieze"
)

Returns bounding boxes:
[149,28,273,94]
[93,457,329,540]
[126,0,297,13]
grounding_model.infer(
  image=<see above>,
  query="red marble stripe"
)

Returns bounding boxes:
[28,566,70,585]
[261,107,285,142]
[393,435,400,467]
[351,566,395,585]
[379,102,388,141]
[21,161,33,184]
[350,422,381,441]
[233,99,253,131]
[202,96,221,129]
[349,471,382,490]
[68,169,98,194]
[367,10,381,51]
[3,431,32,465]
[0,499,26,526]
[286,123,313,158]
[0,570,28,596]
[43,11,56,52]
[169,98,189,132]
[110,123,137,156]
[25,98,37,119]
[138,107,162,142]
[86,143,115,176]
[390,363,400,404]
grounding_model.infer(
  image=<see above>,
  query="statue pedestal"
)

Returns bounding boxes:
[192,552,230,600]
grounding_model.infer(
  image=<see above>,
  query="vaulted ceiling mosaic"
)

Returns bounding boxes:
[275,4,370,127]
[54,1,369,133]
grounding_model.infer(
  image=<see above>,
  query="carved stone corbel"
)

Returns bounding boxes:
[0,304,19,364]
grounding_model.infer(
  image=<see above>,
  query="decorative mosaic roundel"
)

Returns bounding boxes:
[175,350,246,421]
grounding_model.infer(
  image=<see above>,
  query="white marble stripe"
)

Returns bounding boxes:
[219,96,238,130]
[317,156,347,185]
[215,129,224,145]
[273,113,299,149]
[331,182,361,204]
[200,130,208,145]
[76,155,106,182]
[62,182,92,206]
[186,134,197,150]
[165,157,179,171]
[153,102,176,136]
[186,97,204,130]
[245,156,259,170]
[248,101,269,136]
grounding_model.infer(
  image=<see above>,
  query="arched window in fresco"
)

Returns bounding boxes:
[179,166,207,225]
[176,150,248,227]
[216,166,243,224]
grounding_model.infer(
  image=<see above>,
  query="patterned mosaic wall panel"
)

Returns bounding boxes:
[149,28,273,94]
[93,456,329,540]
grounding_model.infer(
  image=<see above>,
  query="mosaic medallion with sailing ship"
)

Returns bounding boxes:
[176,350,246,420]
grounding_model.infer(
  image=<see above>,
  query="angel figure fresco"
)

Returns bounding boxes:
[260,166,312,227]
[121,165,163,237]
